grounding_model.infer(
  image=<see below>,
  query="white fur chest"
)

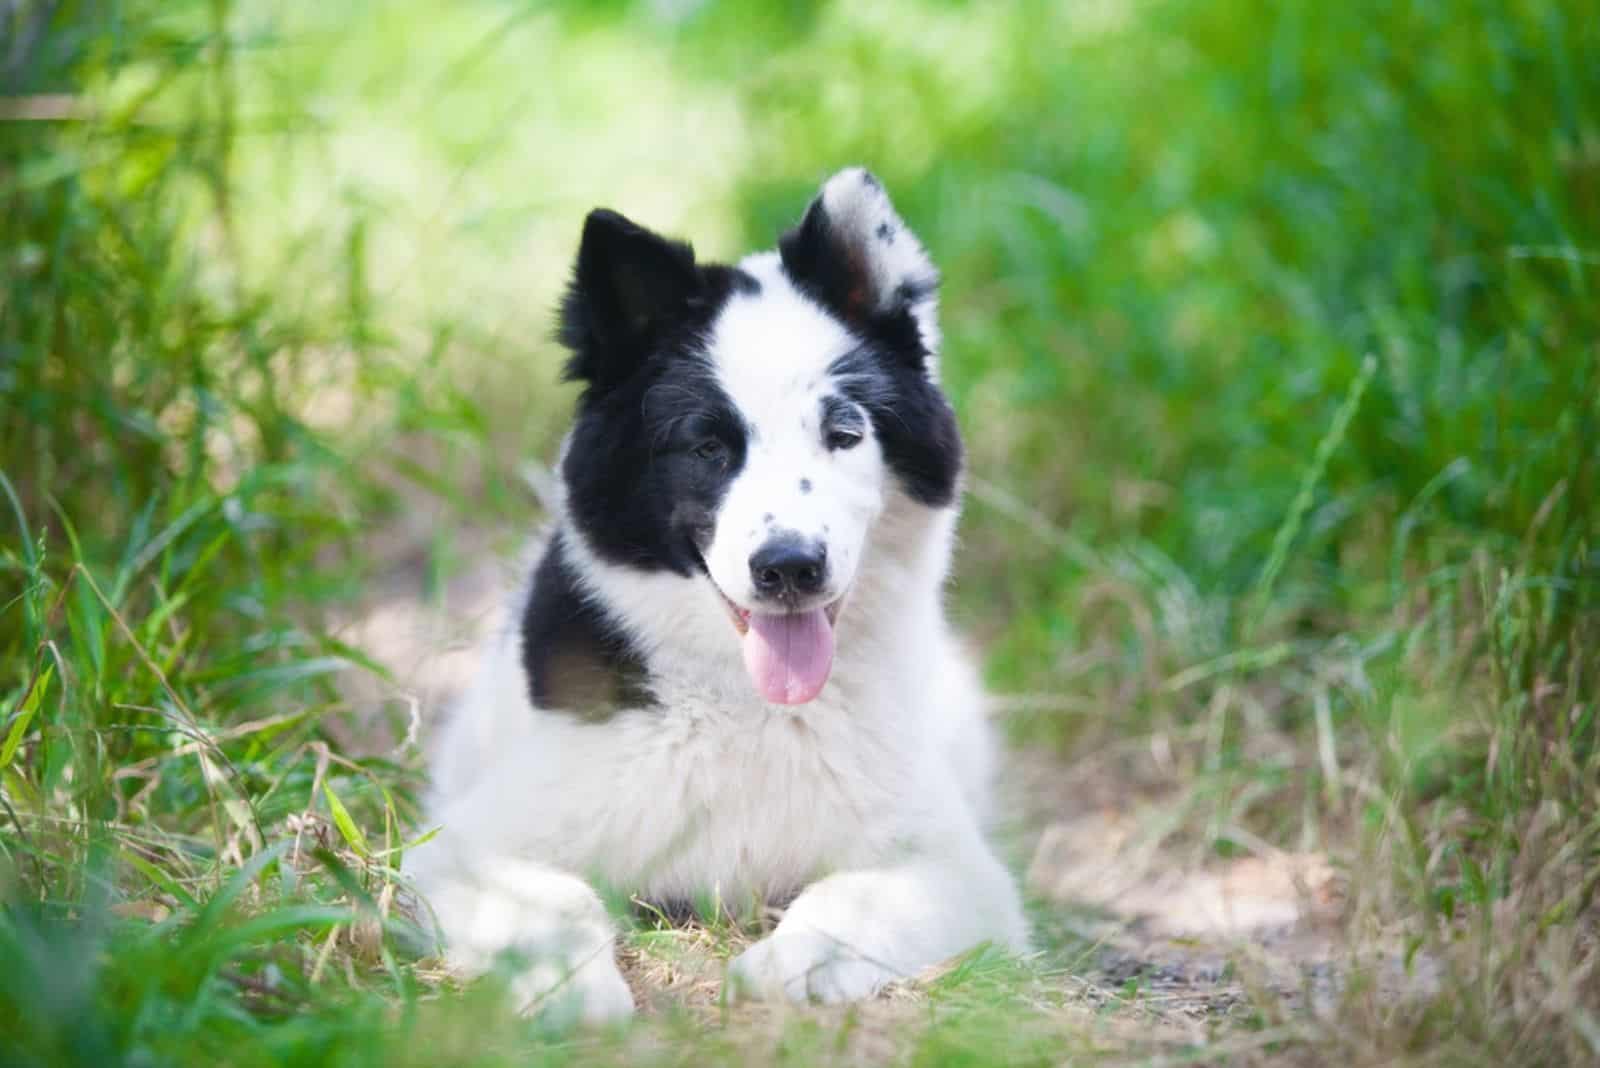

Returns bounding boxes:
[586,691,912,903]
[430,624,930,905]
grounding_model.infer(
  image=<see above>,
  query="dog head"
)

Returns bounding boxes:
[558,168,961,704]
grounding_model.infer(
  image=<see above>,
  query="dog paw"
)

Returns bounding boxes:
[727,932,897,1004]
[510,952,635,1026]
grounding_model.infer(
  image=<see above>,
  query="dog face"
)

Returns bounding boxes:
[559,169,961,704]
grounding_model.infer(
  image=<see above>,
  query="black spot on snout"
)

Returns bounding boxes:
[876,222,895,244]
[800,478,812,494]
[763,513,774,525]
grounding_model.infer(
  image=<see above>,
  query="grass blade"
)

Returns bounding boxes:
[323,782,371,859]
[1,664,53,770]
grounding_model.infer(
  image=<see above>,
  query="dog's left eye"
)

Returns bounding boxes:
[825,427,863,451]
[693,439,728,463]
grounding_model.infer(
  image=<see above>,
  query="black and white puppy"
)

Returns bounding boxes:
[409,168,1027,1022]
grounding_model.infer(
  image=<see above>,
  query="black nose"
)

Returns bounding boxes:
[749,537,827,599]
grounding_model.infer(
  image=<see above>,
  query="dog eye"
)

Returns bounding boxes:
[825,427,863,451]
[693,439,727,463]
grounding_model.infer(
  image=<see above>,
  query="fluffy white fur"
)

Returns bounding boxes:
[408,168,1027,1023]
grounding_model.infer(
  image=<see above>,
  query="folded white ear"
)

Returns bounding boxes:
[779,168,942,379]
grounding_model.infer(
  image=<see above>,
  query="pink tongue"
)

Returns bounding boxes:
[741,608,835,705]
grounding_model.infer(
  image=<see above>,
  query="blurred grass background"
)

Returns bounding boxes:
[2,0,1597,1064]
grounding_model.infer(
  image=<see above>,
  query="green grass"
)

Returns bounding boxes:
[3,0,1598,1064]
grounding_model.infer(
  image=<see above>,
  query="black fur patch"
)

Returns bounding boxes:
[558,209,756,573]
[559,208,758,401]
[829,346,962,508]
[777,196,937,376]
[778,188,960,506]
[562,352,750,573]
[520,532,655,719]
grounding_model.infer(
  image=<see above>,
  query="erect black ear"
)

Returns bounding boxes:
[559,209,702,394]
[778,167,942,377]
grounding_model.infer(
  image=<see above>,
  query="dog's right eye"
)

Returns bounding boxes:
[693,440,727,464]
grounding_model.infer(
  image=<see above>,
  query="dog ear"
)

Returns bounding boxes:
[560,209,702,395]
[778,168,942,378]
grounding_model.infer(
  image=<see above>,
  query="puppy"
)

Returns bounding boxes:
[408,168,1027,1022]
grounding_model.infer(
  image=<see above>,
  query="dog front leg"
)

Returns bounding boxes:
[414,853,635,1024]
[727,827,1028,1004]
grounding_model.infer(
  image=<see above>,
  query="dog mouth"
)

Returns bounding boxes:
[712,585,845,706]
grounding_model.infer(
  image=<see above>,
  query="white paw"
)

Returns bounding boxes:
[727,931,898,1004]
[510,951,635,1026]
